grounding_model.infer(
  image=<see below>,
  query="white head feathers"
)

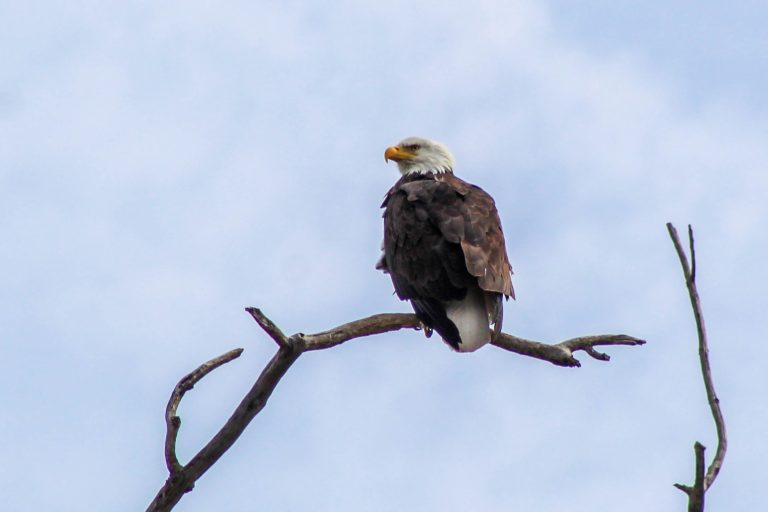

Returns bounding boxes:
[384,136,455,175]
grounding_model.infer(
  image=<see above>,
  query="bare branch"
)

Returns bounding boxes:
[492,333,645,367]
[300,313,422,350]
[164,348,243,474]
[668,222,727,505]
[688,224,697,283]
[246,307,290,347]
[148,308,645,511]
[148,340,299,512]
[294,311,645,364]
[674,442,706,512]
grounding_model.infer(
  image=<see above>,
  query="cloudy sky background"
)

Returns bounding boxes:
[1,1,766,510]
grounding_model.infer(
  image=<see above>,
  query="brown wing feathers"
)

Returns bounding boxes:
[382,178,471,302]
[381,173,513,346]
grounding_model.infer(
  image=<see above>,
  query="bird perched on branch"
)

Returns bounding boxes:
[377,136,514,352]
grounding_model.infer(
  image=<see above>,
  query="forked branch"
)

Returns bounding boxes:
[493,332,644,367]
[668,223,727,511]
[147,308,645,511]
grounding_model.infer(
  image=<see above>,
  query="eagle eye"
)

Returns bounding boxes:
[407,144,421,151]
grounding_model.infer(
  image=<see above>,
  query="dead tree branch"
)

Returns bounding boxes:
[164,348,244,475]
[493,332,644,367]
[147,308,645,511]
[668,223,727,510]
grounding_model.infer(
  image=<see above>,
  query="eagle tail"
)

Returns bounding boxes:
[445,286,493,352]
[412,287,494,353]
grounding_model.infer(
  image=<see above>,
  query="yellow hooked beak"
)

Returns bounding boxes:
[384,146,416,163]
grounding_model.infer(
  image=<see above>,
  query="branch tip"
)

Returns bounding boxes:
[246,307,290,347]
[163,348,244,477]
[584,346,610,361]
[492,333,644,367]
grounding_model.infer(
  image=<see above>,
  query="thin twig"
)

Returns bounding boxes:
[668,222,727,504]
[164,348,243,474]
[688,224,697,283]
[246,307,290,347]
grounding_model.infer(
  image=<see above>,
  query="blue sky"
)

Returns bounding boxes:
[1,1,766,510]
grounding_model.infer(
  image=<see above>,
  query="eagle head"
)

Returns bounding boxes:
[384,137,455,175]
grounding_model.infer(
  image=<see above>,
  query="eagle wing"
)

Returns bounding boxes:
[381,174,514,301]
[447,176,515,299]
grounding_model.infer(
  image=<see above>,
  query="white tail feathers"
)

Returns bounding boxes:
[445,286,492,352]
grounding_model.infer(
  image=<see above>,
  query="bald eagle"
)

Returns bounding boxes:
[377,137,514,352]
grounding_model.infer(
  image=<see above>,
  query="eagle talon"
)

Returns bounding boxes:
[419,323,433,338]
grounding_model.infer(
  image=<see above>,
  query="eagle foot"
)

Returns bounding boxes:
[418,322,433,338]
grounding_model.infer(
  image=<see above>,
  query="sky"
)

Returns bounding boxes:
[1,1,766,510]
